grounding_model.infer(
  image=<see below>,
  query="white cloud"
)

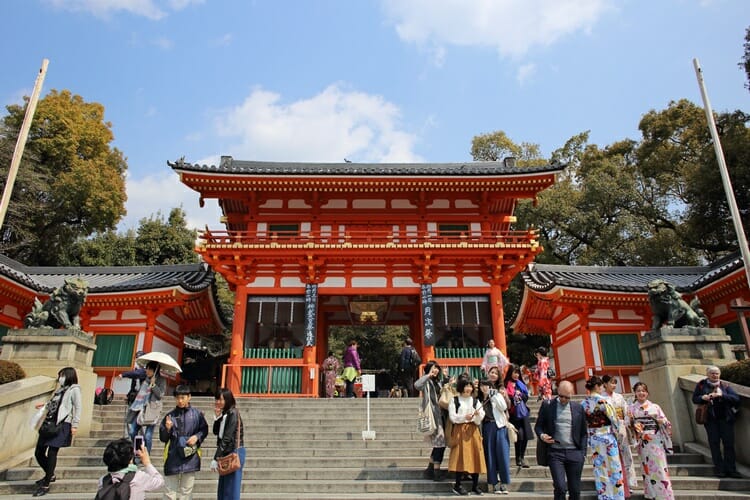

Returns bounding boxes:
[381,0,614,59]
[213,84,422,163]
[46,0,202,20]
[152,36,174,49]
[121,171,220,231]
[516,63,536,85]
[211,33,234,47]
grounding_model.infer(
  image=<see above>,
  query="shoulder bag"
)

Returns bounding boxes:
[217,413,242,476]
[417,382,436,434]
[136,397,163,426]
[438,383,456,410]
[504,408,518,444]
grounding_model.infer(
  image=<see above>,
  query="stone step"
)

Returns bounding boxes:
[3,463,723,482]
[1,476,749,496]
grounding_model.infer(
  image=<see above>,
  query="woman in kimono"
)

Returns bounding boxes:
[602,375,637,496]
[321,351,341,398]
[415,361,448,481]
[341,340,361,398]
[626,382,674,500]
[480,339,509,376]
[582,376,625,500]
[534,347,552,401]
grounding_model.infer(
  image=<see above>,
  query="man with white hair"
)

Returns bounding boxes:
[691,366,741,478]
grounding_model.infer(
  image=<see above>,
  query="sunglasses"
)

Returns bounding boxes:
[558,395,571,400]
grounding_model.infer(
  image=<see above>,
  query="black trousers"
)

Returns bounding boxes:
[34,441,60,484]
[548,447,585,500]
[705,418,736,474]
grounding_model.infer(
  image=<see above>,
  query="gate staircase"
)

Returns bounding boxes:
[0,396,748,499]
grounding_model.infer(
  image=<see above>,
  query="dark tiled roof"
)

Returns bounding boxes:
[168,156,565,176]
[520,253,744,293]
[0,254,214,294]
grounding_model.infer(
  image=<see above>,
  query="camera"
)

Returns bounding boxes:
[134,435,144,454]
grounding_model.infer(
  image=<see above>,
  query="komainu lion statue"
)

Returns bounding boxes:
[24,277,89,330]
[647,278,707,330]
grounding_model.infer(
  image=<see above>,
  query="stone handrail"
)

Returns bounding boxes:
[678,373,749,467]
[0,375,56,472]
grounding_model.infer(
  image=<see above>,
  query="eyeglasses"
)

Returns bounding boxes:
[558,395,571,400]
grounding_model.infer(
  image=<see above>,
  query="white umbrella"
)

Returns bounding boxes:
[136,351,182,376]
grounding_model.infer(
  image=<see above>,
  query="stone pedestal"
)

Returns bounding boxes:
[638,327,734,450]
[0,328,97,436]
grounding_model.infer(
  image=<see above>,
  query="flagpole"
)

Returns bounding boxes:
[0,58,49,229]
[692,58,750,289]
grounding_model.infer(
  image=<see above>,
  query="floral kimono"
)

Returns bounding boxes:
[626,400,674,500]
[535,356,552,401]
[322,355,341,398]
[582,394,625,500]
[605,389,638,490]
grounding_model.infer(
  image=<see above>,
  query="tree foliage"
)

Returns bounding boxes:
[742,26,750,94]
[63,207,198,266]
[0,90,127,265]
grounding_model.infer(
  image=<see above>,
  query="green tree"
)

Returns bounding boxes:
[64,207,198,266]
[471,130,547,166]
[0,90,127,265]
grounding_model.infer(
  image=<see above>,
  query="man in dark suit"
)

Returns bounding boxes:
[534,380,587,500]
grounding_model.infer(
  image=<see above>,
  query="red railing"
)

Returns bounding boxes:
[198,229,538,248]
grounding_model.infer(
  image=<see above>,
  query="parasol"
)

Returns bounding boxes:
[136,351,182,376]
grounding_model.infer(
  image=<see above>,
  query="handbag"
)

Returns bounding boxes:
[506,422,518,444]
[695,404,709,425]
[217,414,242,476]
[438,384,456,410]
[136,398,163,426]
[38,419,63,438]
[536,437,550,467]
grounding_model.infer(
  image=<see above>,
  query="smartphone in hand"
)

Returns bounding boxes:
[134,435,144,455]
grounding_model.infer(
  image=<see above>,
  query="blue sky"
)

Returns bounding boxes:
[1,0,748,231]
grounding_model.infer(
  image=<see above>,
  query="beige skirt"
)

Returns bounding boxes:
[448,422,486,474]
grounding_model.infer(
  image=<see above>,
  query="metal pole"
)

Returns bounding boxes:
[0,59,49,228]
[692,58,750,291]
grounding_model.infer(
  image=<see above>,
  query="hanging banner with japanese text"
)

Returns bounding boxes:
[304,283,318,346]
[421,283,435,346]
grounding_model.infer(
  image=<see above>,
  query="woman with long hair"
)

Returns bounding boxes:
[534,347,552,401]
[33,367,82,497]
[414,360,448,481]
[448,377,486,496]
[603,374,637,494]
[210,388,245,500]
[627,382,674,500]
[478,378,512,494]
[504,364,533,468]
[582,376,625,500]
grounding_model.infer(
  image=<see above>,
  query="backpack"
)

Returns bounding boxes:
[410,348,422,368]
[94,471,135,500]
[94,388,114,405]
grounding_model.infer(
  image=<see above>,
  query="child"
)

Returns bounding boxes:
[158,385,209,500]
[95,438,164,500]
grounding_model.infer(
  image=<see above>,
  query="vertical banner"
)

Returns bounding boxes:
[421,283,434,346]
[304,283,318,346]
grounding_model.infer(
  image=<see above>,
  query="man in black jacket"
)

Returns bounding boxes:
[534,380,588,500]
[399,339,421,397]
[692,365,741,478]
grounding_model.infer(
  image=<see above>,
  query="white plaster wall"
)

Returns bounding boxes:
[392,199,416,209]
[352,199,385,209]
[590,309,614,319]
[557,337,585,376]
[556,314,579,334]
[351,277,387,287]
[618,309,644,320]
[392,277,418,287]
[463,277,487,287]
[91,310,118,321]
[428,199,450,209]
[319,277,347,288]
[456,200,479,209]
[288,199,311,209]
[590,331,601,369]
[280,277,305,287]
[433,276,458,287]
[122,309,146,320]
[322,199,347,209]
[249,277,276,287]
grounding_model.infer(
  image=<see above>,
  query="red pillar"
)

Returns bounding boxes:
[227,286,248,394]
[142,309,156,352]
[489,283,507,355]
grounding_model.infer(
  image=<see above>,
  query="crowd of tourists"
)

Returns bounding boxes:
[416,350,742,498]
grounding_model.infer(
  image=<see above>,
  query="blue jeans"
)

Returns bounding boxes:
[127,418,155,453]
[482,422,511,485]
[217,447,246,500]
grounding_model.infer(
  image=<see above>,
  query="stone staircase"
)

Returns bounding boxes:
[0,396,749,499]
